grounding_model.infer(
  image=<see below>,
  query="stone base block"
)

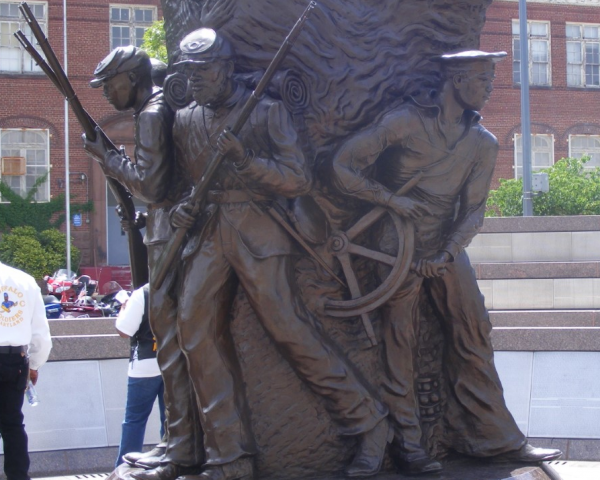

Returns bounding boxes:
[109,460,553,480]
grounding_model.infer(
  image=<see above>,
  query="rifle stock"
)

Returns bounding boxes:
[152,1,317,289]
[17,2,148,288]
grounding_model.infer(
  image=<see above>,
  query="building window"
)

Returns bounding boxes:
[0,1,46,73]
[569,135,600,169]
[0,129,50,202]
[110,4,156,50]
[512,20,551,86]
[514,134,554,179]
[566,24,600,87]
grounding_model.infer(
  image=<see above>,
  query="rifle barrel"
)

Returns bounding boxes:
[14,31,63,92]
[18,1,149,288]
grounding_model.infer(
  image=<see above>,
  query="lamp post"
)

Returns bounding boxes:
[63,0,71,271]
[519,0,534,216]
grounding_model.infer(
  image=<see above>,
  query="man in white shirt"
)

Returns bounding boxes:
[0,261,52,480]
[115,284,166,468]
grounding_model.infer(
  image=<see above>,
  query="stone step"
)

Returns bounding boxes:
[467,231,600,264]
[473,261,600,280]
[478,277,600,310]
[490,309,600,327]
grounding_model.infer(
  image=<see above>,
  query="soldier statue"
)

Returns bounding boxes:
[134,28,392,480]
[83,46,202,475]
[331,50,562,475]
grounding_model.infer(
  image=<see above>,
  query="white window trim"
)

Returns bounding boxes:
[566,22,600,88]
[568,134,600,169]
[0,1,47,74]
[109,4,157,50]
[512,19,552,87]
[0,128,50,203]
[514,133,555,179]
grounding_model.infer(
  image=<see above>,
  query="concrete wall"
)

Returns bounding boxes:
[2,216,600,476]
[13,359,162,453]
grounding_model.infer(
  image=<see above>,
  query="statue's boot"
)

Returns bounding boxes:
[123,445,166,468]
[179,457,254,480]
[344,420,393,477]
[135,455,165,470]
[398,453,442,476]
[130,463,198,480]
[494,444,562,463]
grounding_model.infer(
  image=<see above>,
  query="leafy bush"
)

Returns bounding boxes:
[0,226,80,280]
[486,156,600,217]
[142,20,167,63]
[0,175,93,232]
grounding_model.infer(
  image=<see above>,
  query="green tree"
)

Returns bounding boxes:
[486,156,600,217]
[0,226,80,280]
[141,20,168,63]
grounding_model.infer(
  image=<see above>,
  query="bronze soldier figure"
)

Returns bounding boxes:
[82,47,202,474]
[331,50,562,475]
[148,28,391,480]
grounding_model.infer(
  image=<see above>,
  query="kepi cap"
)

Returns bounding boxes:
[90,46,151,88]
[173,28,233,67]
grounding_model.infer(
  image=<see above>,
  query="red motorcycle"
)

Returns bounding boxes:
[44,269,77,298]
[45,270,98,303]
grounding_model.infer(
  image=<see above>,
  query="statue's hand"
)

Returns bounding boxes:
[413,251,451,278]
[82,126,111,163]
[171,203,196,229]
[217,129,246,166]
[120,211,146,232]
[387,195,432,219]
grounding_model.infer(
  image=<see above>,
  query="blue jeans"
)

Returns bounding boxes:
[116,375,166,467]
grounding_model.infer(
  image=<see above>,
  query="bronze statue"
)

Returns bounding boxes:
[82,47,204,475]
[330,50,562,474]
[14,1,568,478]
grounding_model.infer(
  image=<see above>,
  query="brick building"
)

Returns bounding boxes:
[481,0,600,185]
[0,0,161,278]
[2,0,599,273]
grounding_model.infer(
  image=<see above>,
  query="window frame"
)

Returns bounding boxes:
[566,23,600,88]
[0,0,47,74]
[512,19,552,87]
[109,4,157,50]
[514,133,555,179]
[0,128,50,203]
[568,134,600,169]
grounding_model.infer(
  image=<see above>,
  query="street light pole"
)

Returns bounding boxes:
[63,0,71,272]
[519,0,534,216]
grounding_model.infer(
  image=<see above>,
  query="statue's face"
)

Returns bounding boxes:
[184,61,230,106]
[453,63,495,111]
[102,72,137,111]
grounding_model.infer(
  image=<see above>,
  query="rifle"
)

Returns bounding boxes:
[152,1,317,289]
[16,2,149,288]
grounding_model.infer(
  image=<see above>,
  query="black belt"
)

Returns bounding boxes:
[207,190,269,204]
[0,345,26,354]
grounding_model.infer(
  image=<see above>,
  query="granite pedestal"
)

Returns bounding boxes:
[109,459,553,480]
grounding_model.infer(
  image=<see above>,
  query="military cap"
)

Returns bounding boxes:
[431,50,507,65]
[90,46,151,88]
[173,28,233,66]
